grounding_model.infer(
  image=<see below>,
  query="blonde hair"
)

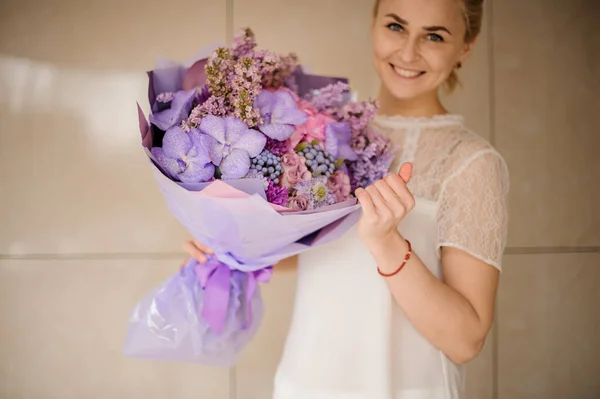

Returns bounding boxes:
[372,0,484,92]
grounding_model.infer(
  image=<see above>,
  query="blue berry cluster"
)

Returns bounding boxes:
[299,143,336,177]
[250,150,283,184]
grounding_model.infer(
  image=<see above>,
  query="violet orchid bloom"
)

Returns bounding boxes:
[149,89,196,131]
[325,122,357,161]
[199,115,267,179]
[151,126,215,183]
[254,89,308,141]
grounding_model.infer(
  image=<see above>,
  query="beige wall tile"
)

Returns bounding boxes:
[0,0,227,255]
[465,323,495,399]
[0,258,230,398]
[235,257,298,399]
[0,0,227,70]
[233,0,379,102]
[497,253,600,399]
[493,0,600,247]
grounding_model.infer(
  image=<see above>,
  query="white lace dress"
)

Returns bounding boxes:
[273,114,510,399]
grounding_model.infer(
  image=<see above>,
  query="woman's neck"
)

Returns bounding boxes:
[376,86,448,119]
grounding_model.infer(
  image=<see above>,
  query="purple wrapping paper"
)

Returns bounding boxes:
[124,44,363,367]
[123,258,266,367]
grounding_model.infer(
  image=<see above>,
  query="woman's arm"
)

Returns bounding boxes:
[368,233,499,364]
[356,155,507,364]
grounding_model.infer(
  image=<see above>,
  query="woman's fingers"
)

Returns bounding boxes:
[384,174,415,212]
[193,240,214,255]
[398,162,413,184]
[366,184,393,218]
[183,240,210,263]
[374,179,405,218]
[355,187,376,216]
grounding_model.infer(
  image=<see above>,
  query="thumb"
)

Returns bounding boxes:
[398,162,413,184]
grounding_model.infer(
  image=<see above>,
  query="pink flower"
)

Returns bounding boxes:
[296,99,318,116]
[287,194,310,211]
[327,171,352,202]
[290,113,336,149]
[281,152,312,188]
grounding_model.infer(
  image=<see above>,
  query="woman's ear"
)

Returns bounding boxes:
[459,35,479,65]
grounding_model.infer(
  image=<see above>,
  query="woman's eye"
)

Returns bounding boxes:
[386,23,404,32]
[428,33,444,42]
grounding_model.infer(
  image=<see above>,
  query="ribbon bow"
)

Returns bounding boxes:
[194,257,273,335]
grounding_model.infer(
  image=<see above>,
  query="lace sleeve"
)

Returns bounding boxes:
[437,149,510,270]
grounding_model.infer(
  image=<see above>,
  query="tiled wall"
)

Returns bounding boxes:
[1,1,598,398]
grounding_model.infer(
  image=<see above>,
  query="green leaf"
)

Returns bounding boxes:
[295,142,309,152]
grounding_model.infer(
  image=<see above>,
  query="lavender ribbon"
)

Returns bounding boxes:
[194,257,273,335]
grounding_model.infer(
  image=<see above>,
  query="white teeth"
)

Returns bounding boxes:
[393,66,422,78]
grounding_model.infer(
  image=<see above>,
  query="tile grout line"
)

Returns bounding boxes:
[226,0,234,45]
[504,246,600,255]
[230,366,236,399]
[487,0,498,397]
[2,246,598,261]
[226,1,235,397]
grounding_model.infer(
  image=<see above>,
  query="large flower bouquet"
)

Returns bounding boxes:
[124,28,396,367]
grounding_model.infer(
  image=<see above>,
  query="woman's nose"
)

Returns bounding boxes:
[398,38,420,64]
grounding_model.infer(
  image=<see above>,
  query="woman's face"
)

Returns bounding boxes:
[371,0,475,101]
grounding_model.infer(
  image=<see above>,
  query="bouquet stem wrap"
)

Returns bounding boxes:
[196,257,273,335]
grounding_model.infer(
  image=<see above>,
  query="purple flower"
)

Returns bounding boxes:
[265,180,289,207]
[149,89,196,131]
[254,89,308,141]
[293,176,336,209]
[265,137,290,156]
[231,27,257,58]
[156,92,174,103]
[348,128,396,191]
[340,100,379,135]
[199,115,267,179]
[325,122,357,161]
[151,126,215,183]
[306,82,351,111]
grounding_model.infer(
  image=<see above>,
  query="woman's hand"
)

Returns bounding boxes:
[355,162,415,248]
[180,239,214,269]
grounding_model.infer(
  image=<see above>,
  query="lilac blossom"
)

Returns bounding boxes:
[305,82,351,112]
[231,27,257,58]
[339,100,379,135]
[231,57,263,127]
[348,127,396,191]
[151,126,215,183]
[149,89,196,131]
[254,89,308,141]
[199,115,267,179]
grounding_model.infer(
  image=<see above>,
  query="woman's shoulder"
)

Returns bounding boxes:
[440,123,510,192]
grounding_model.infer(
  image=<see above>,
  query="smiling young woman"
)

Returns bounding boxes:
[371,0,483,116]
[183,0,508,398]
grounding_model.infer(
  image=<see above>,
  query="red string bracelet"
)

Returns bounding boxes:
[377,239,412,277]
